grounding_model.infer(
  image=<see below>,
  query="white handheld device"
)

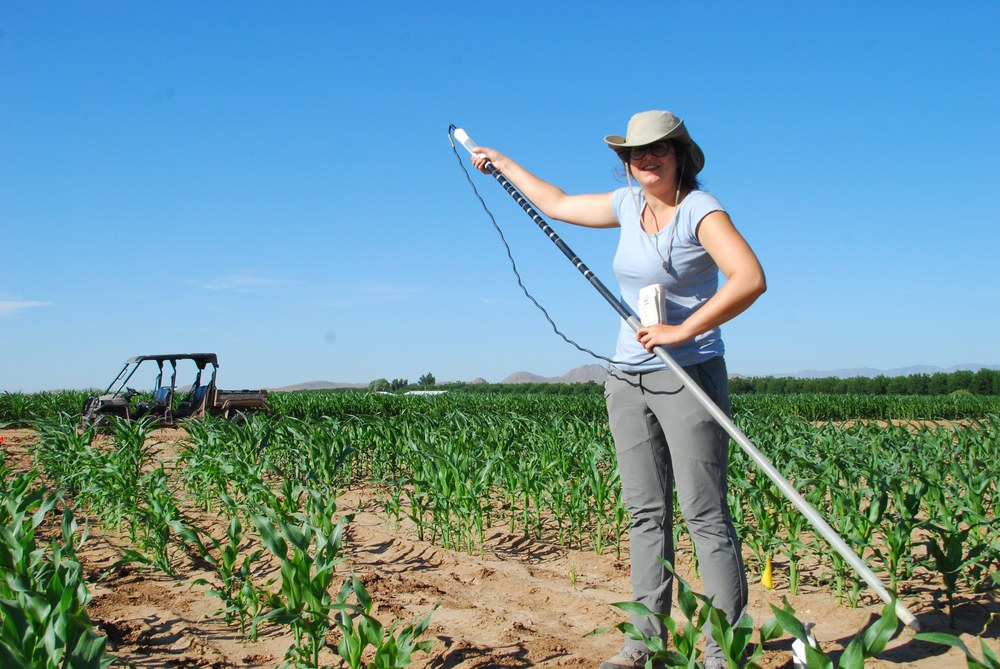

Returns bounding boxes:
[453,128,487,161]
[638,284,666,326]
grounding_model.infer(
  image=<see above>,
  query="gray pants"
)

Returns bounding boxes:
[605,357,747,660]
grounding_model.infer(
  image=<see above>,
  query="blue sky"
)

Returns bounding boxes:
[2,2,997,392]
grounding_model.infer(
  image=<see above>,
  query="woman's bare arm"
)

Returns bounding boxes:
[636,210,766,350]
[472,147,618,228]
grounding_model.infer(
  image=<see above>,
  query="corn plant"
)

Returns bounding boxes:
[740,475,782,582]
[0,392,31,425]
[881,481,926,589]
[31,415,100,495]
[398,435,498,554]
[332,575,435,669]
[36,414,190,577]
[0,474,113,668]
[923,513,993,624]
[403,476,431,543]
[588,563,771,668]
[16,387,1000,666]
[609,487,629,559]
[177,415,275,515]
[252,507,352,668]
[769,596,900,669]
[547,473,581,547]
[176,501,269,639]
[827,485,888,607]
[175,423,245,513]
[70,416,158,533]
[455,451,498,556]
[914,631,1000,669]
[117,465,185,574]
[593,572,902,669]
[271,416,356,489]
[374,475,405,531]
[583,446,618,554]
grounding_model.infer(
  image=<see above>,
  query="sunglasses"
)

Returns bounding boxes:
[626,142,673,161]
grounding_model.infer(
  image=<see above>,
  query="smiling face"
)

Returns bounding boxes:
[625,141,678,193]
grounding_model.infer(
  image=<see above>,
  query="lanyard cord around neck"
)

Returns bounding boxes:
[626,162,685,275]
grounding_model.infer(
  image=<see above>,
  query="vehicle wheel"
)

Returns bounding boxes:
[228,409,252,425]
[83,414,114,433]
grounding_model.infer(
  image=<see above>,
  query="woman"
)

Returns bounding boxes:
[472,110,765,669]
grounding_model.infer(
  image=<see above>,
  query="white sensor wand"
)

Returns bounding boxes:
[453,128,489,164]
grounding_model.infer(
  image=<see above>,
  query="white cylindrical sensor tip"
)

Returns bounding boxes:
[453,128,477,154]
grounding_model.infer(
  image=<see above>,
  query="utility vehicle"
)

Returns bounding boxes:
[81,353,270,428]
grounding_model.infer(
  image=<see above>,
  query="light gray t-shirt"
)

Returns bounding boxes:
[611,188,726,371]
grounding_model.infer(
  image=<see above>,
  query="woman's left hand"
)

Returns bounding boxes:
[636,323,691,351]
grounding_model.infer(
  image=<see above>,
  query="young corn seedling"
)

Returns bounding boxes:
[30,415,99,495]
[744,480,782,589]
[878,484,924,591]
[588,563,769,668]
[332,575,436,669]
[0,476,113,668]
[278,416,356,489]
[252,508,352,668]
[119,465,184,575]
[176,500,268,639]
[914,631,1000,669]
[840,486,888,607]
[175,421,241,512]
[65,415,158,535]
[705,605,770,669]
[923,513,991,625]
[774,495,812,596]
[403,480,431,543]
[610,489,629,560]
[375,476,405,530]
[824,489,868,606]
[590,560,904,669]
[457,475,493,556]
[769,595,900,669]
[584,448,617,554]
[179,415,276,515]
[587,563,724,667]
[498,443,524,535]
[880,520,915,593]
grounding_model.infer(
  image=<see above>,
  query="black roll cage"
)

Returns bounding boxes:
[104,353,220,397]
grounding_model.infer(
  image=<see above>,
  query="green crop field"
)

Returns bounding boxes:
[1,389,998,667]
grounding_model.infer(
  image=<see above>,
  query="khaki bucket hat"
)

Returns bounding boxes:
[604,110,705,174]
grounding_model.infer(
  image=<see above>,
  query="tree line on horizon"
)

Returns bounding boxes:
[729,367,999,396]
[367,368,1000,396]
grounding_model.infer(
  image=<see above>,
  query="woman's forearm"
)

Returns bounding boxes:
[676,271,766,341]
[473,148,617,227]
[486,152,571,217]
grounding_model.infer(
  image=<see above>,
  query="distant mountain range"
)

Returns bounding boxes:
[271,363,998,391]
[274,380,369,391]
[497,363,1000,383]
[270,365,609,391]
[785,363,1000,379]
[500,364,608,384]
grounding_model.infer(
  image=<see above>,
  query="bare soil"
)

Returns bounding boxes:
[2,428,996,668]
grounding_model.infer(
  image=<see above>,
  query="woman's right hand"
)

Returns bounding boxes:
[471,147,505,174]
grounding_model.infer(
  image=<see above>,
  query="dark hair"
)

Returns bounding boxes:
[673,141,702,192]
[616,140,702,192]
